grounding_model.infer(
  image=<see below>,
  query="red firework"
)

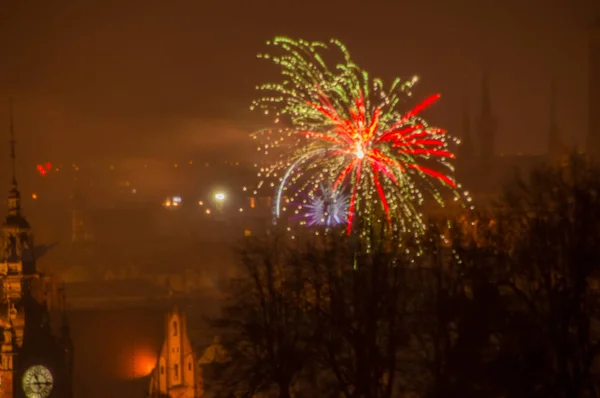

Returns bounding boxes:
[298,90,456,234]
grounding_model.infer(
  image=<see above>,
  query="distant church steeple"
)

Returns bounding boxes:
[7,99,23,219]
[477,72,496,163]
[2,100,33,270]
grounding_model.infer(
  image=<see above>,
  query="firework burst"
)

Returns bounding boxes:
[299,184,349,227]
[251,37,467,237]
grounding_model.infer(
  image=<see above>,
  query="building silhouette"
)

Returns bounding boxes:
[0,106,73,398]
[457,71,571,196]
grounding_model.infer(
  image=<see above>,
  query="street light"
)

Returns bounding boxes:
[214,192,226,211]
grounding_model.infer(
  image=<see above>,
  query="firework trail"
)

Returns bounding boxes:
[251,37,468,237]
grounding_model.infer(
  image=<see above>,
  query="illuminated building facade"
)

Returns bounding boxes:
[148,305,201,398]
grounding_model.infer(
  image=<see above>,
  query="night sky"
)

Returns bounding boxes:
[0,0,596,165]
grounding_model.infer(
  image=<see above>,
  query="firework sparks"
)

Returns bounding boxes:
[252,37,467,237]
[297,184,349,227]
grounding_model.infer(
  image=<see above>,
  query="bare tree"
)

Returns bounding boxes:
[298,230,431,398]
[493,154,600,398]
[212,232,312,398]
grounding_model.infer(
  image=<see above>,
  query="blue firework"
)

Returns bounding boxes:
[303,185,349,226]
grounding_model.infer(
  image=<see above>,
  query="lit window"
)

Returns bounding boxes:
[244,229,252,237]
[249,197,256,208]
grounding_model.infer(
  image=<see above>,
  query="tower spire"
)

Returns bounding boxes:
[8,99,16,186]
[5,100,23,218]
[460,91,474,156]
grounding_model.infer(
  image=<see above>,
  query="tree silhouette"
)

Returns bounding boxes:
[494,154,600,398]
[210,154,600,398]
[211,232,311,398]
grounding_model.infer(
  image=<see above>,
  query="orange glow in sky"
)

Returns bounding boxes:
[117,345,157,379]
[133,347,157,378]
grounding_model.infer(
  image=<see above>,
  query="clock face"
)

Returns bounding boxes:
[22,365,53,398]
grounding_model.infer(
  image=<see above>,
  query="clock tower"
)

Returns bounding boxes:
[0,103,73,398]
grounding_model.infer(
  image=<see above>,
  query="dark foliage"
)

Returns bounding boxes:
[210,154,600,398]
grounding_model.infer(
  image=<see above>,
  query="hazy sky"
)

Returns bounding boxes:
[0,0,596,165]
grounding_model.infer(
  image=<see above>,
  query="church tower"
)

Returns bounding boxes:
[0,102,33,350]
[0,102,73,398]
[476,72,497,165]
[148,305,201,398]
[587,18,600,157]
[0,102,29,398]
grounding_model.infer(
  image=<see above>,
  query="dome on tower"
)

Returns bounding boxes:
[3,213,30,230]
[3,184,30,230]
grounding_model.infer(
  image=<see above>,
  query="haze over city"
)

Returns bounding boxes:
[0,1,600,398]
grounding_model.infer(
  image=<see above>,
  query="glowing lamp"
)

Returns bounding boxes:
[215,193,225,201]
[356,148,365,159]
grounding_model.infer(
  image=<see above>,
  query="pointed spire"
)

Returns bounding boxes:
[5,99,25,222]
[8,99,16,187]
[480,71,492,120]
